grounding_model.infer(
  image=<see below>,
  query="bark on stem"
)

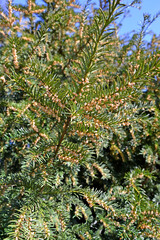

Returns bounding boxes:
[54,116,71,159]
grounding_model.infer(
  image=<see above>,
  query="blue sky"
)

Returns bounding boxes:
[1,0,160,40]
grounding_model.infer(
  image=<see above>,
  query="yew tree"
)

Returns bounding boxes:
[0,0,160,239]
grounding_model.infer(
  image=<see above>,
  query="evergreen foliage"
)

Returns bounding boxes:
[0,0,160,239]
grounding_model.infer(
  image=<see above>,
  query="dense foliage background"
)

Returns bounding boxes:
[0,0,160,239]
